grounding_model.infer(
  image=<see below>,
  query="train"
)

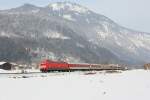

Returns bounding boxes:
[39,59,125,72]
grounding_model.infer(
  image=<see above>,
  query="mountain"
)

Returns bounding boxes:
[0,2,149,65]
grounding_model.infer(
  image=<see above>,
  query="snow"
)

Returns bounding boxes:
[50,3,65,10]
[94,26,150,56]
[44,32,70,40]
[70,4,89,13]
[129,33,150,50]
[63,14,76,21]
[0,32,10,37]
[0,32,19,38]
[0,69,40,74]
[0,62,7,65]
[64,55,83,63]
[86,18,90,23]
[0,70,150,100]
[97,31,109,39]
[31,48,58,60]
[49,2,89,13]
[127,45,137,54]
[118,29,150,51]
[31,9,40,13]
[102,23,109,33]
[129,37,145,48]
[76,43,85,48]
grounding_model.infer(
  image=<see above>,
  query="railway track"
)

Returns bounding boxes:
[0,71,66,78]
[0,69,124,78]
[0,71,43,75]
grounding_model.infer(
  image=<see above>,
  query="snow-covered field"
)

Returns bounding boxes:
[0,70,150,100]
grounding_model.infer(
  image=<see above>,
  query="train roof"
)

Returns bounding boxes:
[42,59,68,64]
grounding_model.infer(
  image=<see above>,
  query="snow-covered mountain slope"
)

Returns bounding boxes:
[0,2,150,65]
[0,3,120,64]
[45,2,150,64]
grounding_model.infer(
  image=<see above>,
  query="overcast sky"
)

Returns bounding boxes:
[0,0,149,33]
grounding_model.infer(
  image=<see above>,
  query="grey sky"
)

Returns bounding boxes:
[0,0,149,32]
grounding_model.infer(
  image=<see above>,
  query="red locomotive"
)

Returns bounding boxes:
[40,60,69,72]
[40,59,125,72]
